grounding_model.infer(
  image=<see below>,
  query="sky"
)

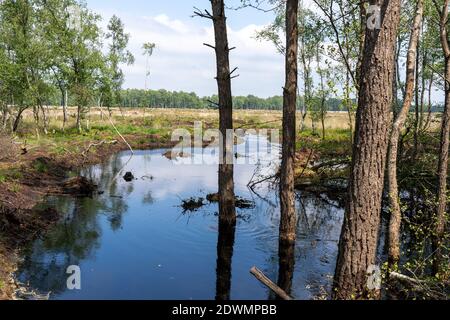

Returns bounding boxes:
[85,0,444,103]
[86,0,286,98]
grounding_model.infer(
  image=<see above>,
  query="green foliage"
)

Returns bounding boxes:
[33,159,49,173]
[0,0,135,132]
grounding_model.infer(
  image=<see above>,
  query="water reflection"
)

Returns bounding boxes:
[277,242,295,297]
[17,135,345,300]
[215,218,236,301]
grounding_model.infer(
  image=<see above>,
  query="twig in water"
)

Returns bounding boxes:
[250,266,293,300]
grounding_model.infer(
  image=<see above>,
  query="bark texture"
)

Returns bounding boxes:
[333,0,401,299]
[387,0,423,265]
[434,0,450,275]
[211,0,236,223]
[277,242,295,296]
[279,0,298,246]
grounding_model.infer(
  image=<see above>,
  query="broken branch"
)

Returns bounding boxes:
[250,266,293,300]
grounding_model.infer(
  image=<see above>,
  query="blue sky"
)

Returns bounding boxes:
[84,1,444,103]
[86,0,285,97]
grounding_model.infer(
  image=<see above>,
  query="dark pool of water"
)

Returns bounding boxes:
[16,135,344,300]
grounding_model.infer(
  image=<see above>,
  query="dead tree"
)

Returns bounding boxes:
[387,0,423,265]
[333,0,402,299]
[194,1,236,223]
[432,0,450,275]
[279,0,298,247]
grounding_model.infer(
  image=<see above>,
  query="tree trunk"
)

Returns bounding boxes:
[434,0,450,275]
[333,0,401,299]
[279,0,298,246]
[345,71,354,145]
[210,0,236,223]
[277,242,295,296]
[12,107,26,133]
[355,1,367,89]
[387,0,423,265]
[63,88,68,131]
[1,105,8,131]
[413,34,422,157]
[76,106,82,133]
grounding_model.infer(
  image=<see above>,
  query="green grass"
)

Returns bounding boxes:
[33,159,49,173]
[297,128,352,158]
[0,169,23,184]
[8,182,21,193]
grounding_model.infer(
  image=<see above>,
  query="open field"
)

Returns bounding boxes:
[17,107,354,131]
[16,107,442,133]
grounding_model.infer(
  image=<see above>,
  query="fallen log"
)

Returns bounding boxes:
[389,272,449,300]
[250,266,293,300]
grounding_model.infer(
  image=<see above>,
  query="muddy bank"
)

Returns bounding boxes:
[0,133,177,299]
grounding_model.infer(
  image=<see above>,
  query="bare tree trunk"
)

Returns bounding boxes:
[40,104,49,135]
[1,105,8,131]
[419,36,427,131]
[413,32,422,157]
[345,71,354,144]
[387,0,423,266]
[210,0,236,223]
[34,107,41,138]
[333,0,401,299]
[423,72,434,130]
[12,107,26,133]
[433,0,450,275]
[63,89,68,131]
[321,110,326,140]
[76,106,82,133]
[279,0,298,246]
[277,242,295,297]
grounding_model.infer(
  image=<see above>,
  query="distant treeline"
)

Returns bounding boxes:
[118,89,445,112]
[119,89,343,111]
[46,88,445,112]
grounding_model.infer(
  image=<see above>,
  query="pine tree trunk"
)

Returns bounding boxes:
[279,0,298,246]
[387,0,423,265]
[210,0,236,223]
[434,0,450,275]
[277,242,295,296]
[333,0,401,299]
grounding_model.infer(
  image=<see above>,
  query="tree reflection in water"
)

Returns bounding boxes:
[215,217,237,300]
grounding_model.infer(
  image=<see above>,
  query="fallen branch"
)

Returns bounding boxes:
[389,272,449,300]
[297,149,314,180]
[311,158,350,171]
[248,173,277,190]
[98,104,134,155]
[82,140,118,157]
[250,266,293,300]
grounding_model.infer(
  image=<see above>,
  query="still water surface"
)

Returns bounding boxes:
[17,135,344,300]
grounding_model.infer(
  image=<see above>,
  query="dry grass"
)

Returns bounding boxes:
[18,107,355,132]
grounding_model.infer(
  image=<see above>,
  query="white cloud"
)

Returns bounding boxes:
[100,12,284,97]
